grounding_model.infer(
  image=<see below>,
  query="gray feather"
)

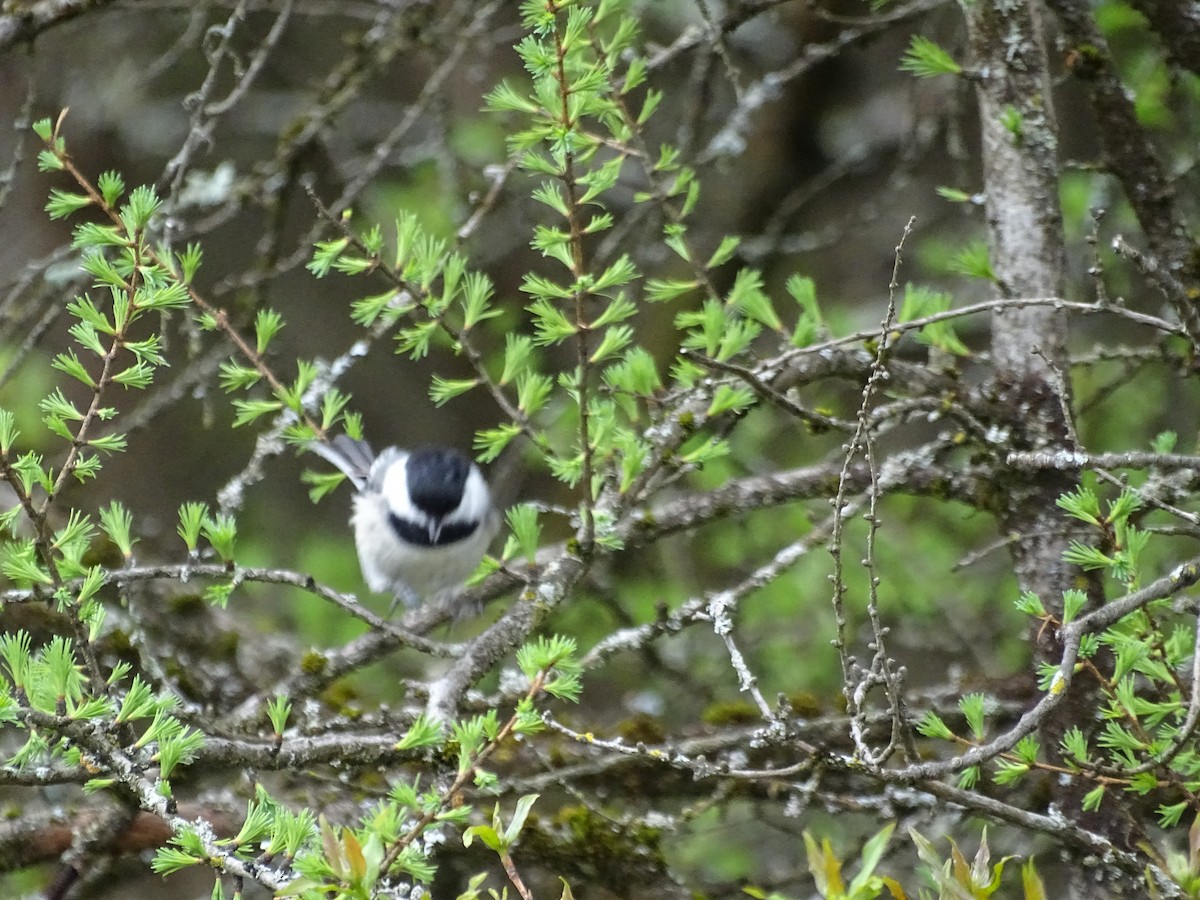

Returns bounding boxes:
[310,435,377,491]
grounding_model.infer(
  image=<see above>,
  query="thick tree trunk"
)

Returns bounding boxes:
[965,2,1122,894]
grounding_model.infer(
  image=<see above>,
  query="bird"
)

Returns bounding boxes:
[311,435,499,612]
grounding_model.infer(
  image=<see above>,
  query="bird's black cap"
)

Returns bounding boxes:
[406,447,470,517]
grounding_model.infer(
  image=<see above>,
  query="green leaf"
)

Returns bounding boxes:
[1014,733,1040,765]
[218,362,262,393]
[578,156,624,205]
[71,453,103,483]
[1061,588,1088,623]
[960,693,987,740]
[677,436,729,467]
[1107,488,1142,525]
[201,513,237,561]
[136,281,189,312]
[1080,787,1104,816]
[266,695,291,735]
[41,388,84,424]
[1014,590,1046,616]
[527,297,577,344]
[936,185,975,203]
[727,268,781,331]
[590,294,637,329]
[205,577,233,609]
[532,224,575,268]
[916,711,954,740]
[42,635,84,705]
[506,504,542,566]
[124,336,166,366]
[68,295,114,335]
[474,424,522,463]
[45,189,94,220]
[396,713,444,751]
[999,105,1024,142]
[307,237,350,277]
[111,361,155,388]
[503,794,540,846]
[96,171,124,207]
[156,726,204,778]
[589,324,633,363]
[663,222,691,261]
[232,793,275,852]
[516,635,578,679]
[645,278,698,303]
[1111,636,1148,683]
[460,271,499,329]
[652,143,680,173]
[1060,726,1090,765]
[583,212,613,234]
[37,148,64,172]
[1056,487,1101,525]
[0,631,32,689]
[254,308,284,354]
[517,371,553,414]
[151,846,203,876]
[523,273,573,304]
[636,87,662,123]
[115,676,159,723]
[592,255,638,295]
[1063,542,1112,573]
[3,542,53,587]
[715,317,760,362]
[484,80,540,114]
[177,243,203,283]
[302,469,346,504]
[899,36,962,78]
[0,409,17,454]
[1022,859,1047,900]
[462,822,503,853]
[947,240,996,282]
[532,181,570,216]
[52,351,96,388]
[602,346,660,399]
[847,823,895,894]
[75,566,107,606]
[231,398,283,427]
[898,284,969,356]
[72,222,126,248]
[99,501,136,560]
[677,299,726,356]
[429,376,480,406]
[178,502,208,553]
[707,383,755,417]
[787,273,825,348]
[396,320,440,359]
[1151,431,1177,454]
[318,389,351,432]
[500,334,534,385]
[121,184,161,232]
[803,831,845,896]
[706,235,741,269]
[349,289,405,326]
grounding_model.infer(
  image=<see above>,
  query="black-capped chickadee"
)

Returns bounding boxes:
[312,435,499,611]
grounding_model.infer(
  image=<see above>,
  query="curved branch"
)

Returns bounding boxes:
[0,0,117,52]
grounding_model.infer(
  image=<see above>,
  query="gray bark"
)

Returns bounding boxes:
[966,2,1123,894]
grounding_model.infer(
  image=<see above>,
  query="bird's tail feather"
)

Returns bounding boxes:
[310,435,376,490]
